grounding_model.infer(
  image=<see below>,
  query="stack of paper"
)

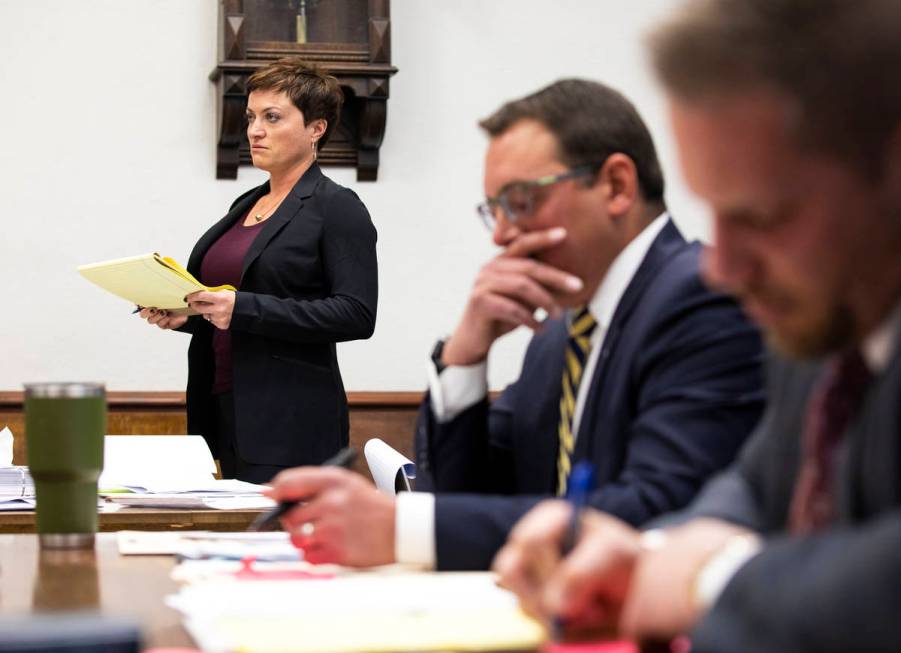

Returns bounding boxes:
[0,479,35,512]
[99,435,218,489]
[99,436,273,509]
[0,427,35,510]
[167,571,545,652]
[0,432,273,511]
[118,531,299,561]
[78,252,235,312]
[103,479,275,510]
[0,466,34,498]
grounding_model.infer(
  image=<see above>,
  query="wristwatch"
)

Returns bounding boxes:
[431,338,448,374]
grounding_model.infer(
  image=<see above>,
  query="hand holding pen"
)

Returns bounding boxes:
[135,305,188,330]
[260,449,398,567]
[248,447,358,531]
[553,461,596,639]
[493,462,647,641]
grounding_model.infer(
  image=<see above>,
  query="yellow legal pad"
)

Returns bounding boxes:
[170,571,546,653]
[78,253,236,312]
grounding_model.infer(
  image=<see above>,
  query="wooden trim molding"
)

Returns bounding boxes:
[0,390,425,409]
[0,390,425,470]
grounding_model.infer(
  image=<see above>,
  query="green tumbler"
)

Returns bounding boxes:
[24,383,106,549]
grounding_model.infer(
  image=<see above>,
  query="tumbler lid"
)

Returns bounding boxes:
[24,383,105,399]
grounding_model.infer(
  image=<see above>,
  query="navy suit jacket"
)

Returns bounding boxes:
[415,220,766,570]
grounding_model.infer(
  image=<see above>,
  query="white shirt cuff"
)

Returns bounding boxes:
[395,491,436,569]
[695,534,762,608]
[427,358,488,423]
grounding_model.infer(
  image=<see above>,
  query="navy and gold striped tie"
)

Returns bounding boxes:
[556,306,598,496]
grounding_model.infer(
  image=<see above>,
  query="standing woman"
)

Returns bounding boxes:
[142,59,378,483]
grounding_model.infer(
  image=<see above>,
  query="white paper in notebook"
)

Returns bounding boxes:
[364,438,416,496]
[118,530,291,556]
[0,497,35,511]
[98,435,217,489]
[123,479,266,494]
[105,492,274,510]
[0,427,13,466]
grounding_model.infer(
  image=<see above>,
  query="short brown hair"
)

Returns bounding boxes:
[479,79,665,203]
[247,57,344,150]
[649,0,901,176]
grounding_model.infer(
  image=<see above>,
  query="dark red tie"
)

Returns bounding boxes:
[789,350,872,534]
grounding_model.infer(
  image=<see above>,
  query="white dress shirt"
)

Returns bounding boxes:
[396,213,670,567]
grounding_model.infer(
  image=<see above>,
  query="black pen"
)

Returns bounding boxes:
[552,461,596,640]
[247,447,358,532]
[131,306,143,314]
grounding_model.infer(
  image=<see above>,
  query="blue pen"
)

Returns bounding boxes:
[561,461,595,553]
[553,461,596,640]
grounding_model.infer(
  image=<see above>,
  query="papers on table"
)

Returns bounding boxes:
[100,435,270,508]
[103,485,274,510]
[0,466,34,499]
[98,435,271,507]
[99,435,218,490]
[0,431,270,510]
[0,427,13,465]
[0,498,119,512]
[118,531,298,561]
[0,427,34,505]
[202,495,276,510]
[364,438,415,496]
[167,571,545,653]
[0,497,36,511]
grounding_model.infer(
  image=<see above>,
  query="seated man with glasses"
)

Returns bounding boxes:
[266,79,766,571]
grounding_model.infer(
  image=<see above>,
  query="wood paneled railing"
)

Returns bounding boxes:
[0,391,422,478]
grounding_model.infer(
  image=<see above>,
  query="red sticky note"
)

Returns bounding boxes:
[544,641,638,653]
[233,556,335,581]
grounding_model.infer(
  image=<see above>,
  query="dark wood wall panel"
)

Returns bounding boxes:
[0,392,420,481]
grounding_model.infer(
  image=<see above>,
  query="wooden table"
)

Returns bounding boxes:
[0,507,262,533]
[0,534,548,653]
[0,533,191,648]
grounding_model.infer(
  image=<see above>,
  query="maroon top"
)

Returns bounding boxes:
[200,215,266,394]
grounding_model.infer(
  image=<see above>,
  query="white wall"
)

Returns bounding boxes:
[0,0,708,392]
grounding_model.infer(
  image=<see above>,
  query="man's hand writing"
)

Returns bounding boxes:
[266,467,397,567]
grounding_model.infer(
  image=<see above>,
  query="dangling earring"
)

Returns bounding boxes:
[311,140,318,162]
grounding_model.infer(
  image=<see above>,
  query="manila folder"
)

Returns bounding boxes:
[78,253,235,312]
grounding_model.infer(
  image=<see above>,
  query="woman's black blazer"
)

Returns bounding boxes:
[181,164,378,466]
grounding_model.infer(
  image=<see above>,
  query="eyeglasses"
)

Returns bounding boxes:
[476,165,598,231]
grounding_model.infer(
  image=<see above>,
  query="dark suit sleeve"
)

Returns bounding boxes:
[230,188,378,343]
[650,354,812,531]
[434,492,545,569]
[413,356,541,570]
[414,385,519,494]
[587,288,765,526]
[692,513,901,653]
